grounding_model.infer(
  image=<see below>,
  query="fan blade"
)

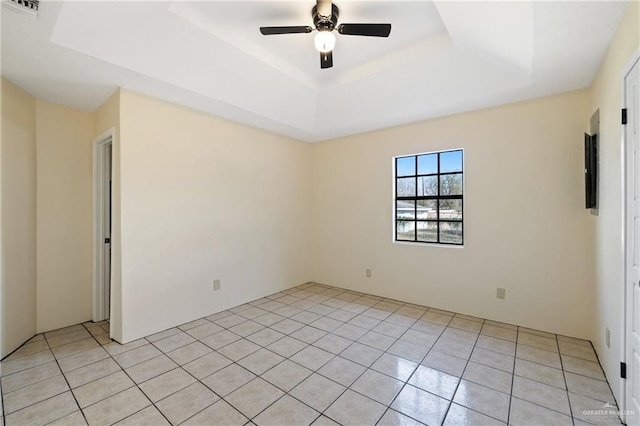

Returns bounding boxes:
[260,26,313,35]
[337,23,391,37]
[320,51,333,69]
[317,0,332,18]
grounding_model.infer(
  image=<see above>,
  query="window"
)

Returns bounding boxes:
[395,149,463,245]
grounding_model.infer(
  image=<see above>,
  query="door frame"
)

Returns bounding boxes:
[92,128,114,324]
[622,48,640,425]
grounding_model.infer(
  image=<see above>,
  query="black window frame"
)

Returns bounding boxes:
[394,149,464,245]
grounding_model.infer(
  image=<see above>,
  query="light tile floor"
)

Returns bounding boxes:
[0,283,623,426]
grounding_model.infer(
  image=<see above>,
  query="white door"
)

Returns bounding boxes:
[625,56,640,425]
[93,135,112,323]
[103,144,112,320]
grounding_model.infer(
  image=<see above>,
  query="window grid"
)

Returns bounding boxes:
[395,150,463,245]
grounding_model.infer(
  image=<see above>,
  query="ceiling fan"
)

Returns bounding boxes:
[259,0,391,69]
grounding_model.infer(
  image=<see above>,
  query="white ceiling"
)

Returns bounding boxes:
[1,1,629,142]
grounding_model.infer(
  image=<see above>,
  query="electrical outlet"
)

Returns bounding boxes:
[213,279,221,291]
[606,328,610,348]
[366,269,372,278]
[496,287,506,300]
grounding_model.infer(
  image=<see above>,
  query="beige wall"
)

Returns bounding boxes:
[312,89,594,339]
[94,90,120,139]
[93,90,123,341]
[588,0,639,406]
[35,100,94,333]
[117,90,312,342]
[1,78,37,357]
[0,4,634,366]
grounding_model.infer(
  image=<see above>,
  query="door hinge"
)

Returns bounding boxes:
[621,362,627,379]
[622,108,628,125]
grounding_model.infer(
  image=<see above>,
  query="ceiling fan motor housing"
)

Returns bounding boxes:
[312,4,339,32]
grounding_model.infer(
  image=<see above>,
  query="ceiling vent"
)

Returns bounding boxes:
[2,0,38,18]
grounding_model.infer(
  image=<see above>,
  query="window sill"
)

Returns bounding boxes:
[392,240,464,249]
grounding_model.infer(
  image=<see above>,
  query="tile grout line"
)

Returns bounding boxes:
[1,366,5,426]
[463,346,581,422]
[142,324,318,425]
[585,338,624,421]
[42,331,90,426]
[512,334,614,422]
[373,318,588,424]
[557,332,577,426]
[79,323,174,426]
[374,313,456,426]
[144,337,233,425]
[175,298,351,425]
[212,318,371,424]
[2,388,78,423]
[434,317,485,426]
[4,359,69,392]
[0,338,77,419]
[0,333,51,363]
[472,328,587,423]
[506,327,521,425]
[281,295,410,425]
[315,335,389,425]
[472,334,609,386]
[143,309,337,424]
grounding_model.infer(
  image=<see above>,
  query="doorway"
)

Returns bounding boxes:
[624,54,640,425]
[93,129,113,325]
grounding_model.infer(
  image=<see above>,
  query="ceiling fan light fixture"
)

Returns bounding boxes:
[260,1,391,68]
[314,30,336,53]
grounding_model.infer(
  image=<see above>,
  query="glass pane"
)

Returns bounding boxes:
[439,221,463,244]
[417,176,437,196]
[396,220,415,241]
[440,150,463,173]
[396,156,415,177]
[418,154,437,175]
[416,200,437,219]
[397,177,416,197]
[397,200,415,219]
[439,199,462,220]
[417,221,438,242]
[440,173,462,195]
